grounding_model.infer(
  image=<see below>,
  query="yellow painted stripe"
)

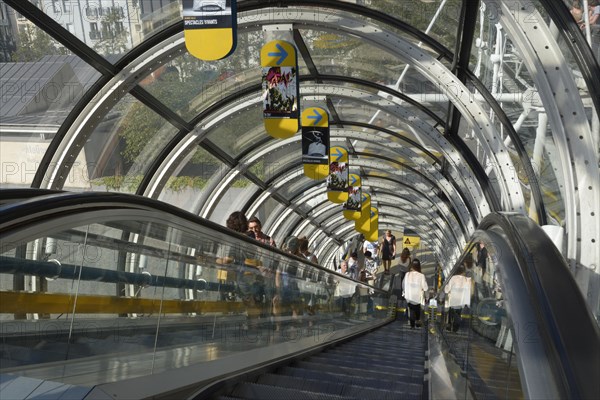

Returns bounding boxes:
[0,291,245,314]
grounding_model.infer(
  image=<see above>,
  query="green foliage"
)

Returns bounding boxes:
[92,175,143,192]
[166,176,208,191]
[11,26,67,62]
[92,174,210,192]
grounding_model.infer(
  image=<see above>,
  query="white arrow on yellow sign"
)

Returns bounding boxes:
[261,40,300,139]
[302,107,329,180]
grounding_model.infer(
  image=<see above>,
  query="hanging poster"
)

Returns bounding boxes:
[183,0,237,61]
[343,174,362,220]
[302,107,330,180]
[327,146,349,203]
[261,40,300,139]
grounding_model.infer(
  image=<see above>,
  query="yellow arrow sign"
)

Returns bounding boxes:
[367,207,379,242]
[261,40,300,139]
[327,146,349,203]
[354,193,371,234]
[343,174,362,220]
[302,107,329,180]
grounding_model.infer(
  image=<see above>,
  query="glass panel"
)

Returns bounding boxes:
[316,77,447,124]
[141,30,264,121]
[277,171,321,202]
[81,94,178,194]
[27,0,181,60]
[157,146,225,213]
[0,9,100,188]
[437,242,525,400]
[243,138,302,185]
[337,0,460,51]
[329,96,444,153]
[249,196,282,245]
[209,177,260,224]
[204,102,266,159]
[262,201,286,243]
[0,203,392,384]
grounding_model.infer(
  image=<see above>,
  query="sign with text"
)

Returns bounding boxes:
[327,146,349,203]
[343,174,362,220]
[302,107,330,180]
[261,40,300,138]
[183,0,237,61]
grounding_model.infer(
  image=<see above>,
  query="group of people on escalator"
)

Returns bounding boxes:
[216,211,322,330]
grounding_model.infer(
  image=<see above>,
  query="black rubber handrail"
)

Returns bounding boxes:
[0,190,383,291]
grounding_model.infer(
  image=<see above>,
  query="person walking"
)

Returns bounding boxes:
[444,265,471,332]
[403,259,428,328]
[380,230,396,274]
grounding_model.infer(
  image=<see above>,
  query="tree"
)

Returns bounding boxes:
[11,25,67,62]
[92,7,129,57]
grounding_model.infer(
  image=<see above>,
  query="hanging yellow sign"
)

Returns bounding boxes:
[354,193,371,234]
[402,235,421,247]
[261,40,300,139]
[367,207,379,242]
[343,174,362,220]
[183,0,237,61]
[327,146,349,203]
[302,107,330,180]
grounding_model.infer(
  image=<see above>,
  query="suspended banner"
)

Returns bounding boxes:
[343,174,362,220]
[327,146,349,203]
[355,193,371,234]
[366,207,379,242]
[183,0,237,61]
[261,40,300,139]
[302,107,330,180]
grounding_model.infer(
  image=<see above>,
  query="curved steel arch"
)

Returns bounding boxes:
[24,4,501,241]
[263,164,459,237]
[240,125,477,231]
[239,6,526,212]
[277,169,461,250]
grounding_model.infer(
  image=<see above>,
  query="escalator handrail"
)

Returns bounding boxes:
[442,212,599,400]
[0,190,384,292]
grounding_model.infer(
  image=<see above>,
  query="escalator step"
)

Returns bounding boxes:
[315,352,425,366]
[257,374,345,395]
[300,357,422,377]
[231,382,356,400]
[278,366,419,392]
[294,360,423,383]
[258,374,416,400]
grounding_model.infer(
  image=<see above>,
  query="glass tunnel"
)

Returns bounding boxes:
[0,1,599,399]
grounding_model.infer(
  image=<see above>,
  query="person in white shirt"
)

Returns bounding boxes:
[403,259,428,328]
[444,265,472,332]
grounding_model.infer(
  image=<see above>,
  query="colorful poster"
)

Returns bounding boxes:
[343,174,362,220]
[327,146,349,203]
[261,40,300,139]
[183,0,237,61]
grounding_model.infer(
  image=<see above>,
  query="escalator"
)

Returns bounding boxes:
[208,321,427,400]
[1,190,598,400]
